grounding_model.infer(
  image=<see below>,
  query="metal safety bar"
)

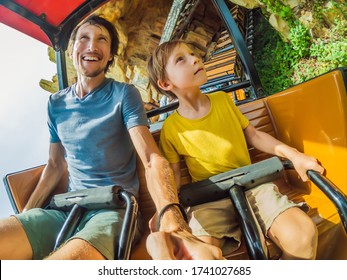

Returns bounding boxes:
[179,157,347,259]
[229,184,268,259]
[51,187,138,260]
[283,160,347,234]
[179,157,284,259]
[118,190,139,260]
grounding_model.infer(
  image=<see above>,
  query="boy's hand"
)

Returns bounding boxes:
[290,152,324,182]
[146,231,225,260]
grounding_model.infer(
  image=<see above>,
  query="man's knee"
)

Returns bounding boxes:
[46,238,106,260]
[0,216,33,259]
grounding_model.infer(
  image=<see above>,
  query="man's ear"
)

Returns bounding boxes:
[157,79,173,91]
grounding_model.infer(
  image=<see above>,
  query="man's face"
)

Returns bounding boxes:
[164,43,207,91]
[71,23,113,78]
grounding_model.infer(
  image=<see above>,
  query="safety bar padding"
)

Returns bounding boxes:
[48,185,126,211]
[179,156,284,207]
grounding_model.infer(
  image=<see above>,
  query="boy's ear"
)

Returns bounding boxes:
[157,79,173,91]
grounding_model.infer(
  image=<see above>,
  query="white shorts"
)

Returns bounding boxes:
[187,182,305,255]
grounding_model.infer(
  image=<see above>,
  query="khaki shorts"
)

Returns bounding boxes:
[15,207,144,260]
[187,182,305,255]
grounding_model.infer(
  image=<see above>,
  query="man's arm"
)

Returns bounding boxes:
[129,126,224,260]
[146,231,224,260]
[170,162,181,190]
[23,142,67,211]
[243,124,324,181]
[129,125,188,232]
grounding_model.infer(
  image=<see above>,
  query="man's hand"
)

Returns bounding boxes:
[146,230,225,260]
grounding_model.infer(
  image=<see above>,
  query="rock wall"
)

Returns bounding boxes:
[40,0,223,105]
[227,0,347,41]
[40,0,173,104]
[40,0,346,103]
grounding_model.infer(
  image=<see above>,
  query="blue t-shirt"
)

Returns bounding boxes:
[47,78,148,197]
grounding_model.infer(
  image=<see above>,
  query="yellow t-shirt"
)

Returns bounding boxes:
[159,91,251,182]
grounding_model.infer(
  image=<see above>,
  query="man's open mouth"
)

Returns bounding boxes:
[82,54,100,61]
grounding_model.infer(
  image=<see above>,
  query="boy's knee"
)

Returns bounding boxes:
[282,220,318,259]
[269,211,318,259]
[298,221,318,258]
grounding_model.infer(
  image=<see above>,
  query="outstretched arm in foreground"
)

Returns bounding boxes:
[129,126,224,259]
[146,231,225,260]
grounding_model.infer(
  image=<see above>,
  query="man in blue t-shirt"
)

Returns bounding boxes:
[0,15,222,260]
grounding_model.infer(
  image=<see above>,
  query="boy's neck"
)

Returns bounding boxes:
[176,90,210,120]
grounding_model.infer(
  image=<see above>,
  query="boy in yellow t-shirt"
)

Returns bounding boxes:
[147,40,324,259]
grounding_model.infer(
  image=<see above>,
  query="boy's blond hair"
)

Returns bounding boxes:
[147,40,187,99]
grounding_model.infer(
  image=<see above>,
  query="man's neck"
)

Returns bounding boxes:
[75,74,106,98]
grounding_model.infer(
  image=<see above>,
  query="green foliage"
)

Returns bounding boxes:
[289,23,311,59]
[312,21,347,64]
[293,19,347,83]
[313,0,325,21]
[253,11,347,95]
[253,14,298,94]
[259,0,295,25]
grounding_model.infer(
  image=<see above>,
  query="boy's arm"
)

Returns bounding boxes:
[243,124,324,181]
[23,142,67,211]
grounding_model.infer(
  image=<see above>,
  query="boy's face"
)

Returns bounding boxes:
[163,43,207,92]
[71,23,113,78]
